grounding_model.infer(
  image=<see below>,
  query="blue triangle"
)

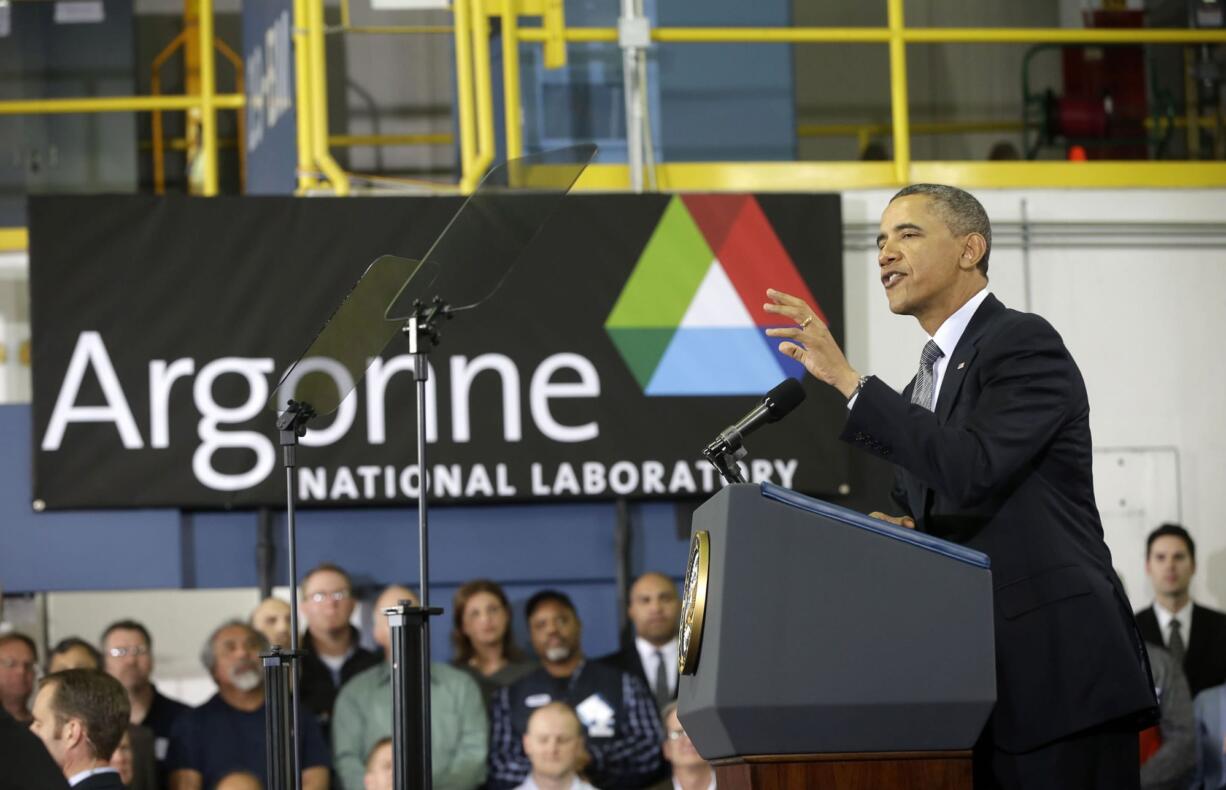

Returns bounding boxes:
[645,327,789,396]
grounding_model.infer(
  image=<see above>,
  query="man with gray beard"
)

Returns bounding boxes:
[166,621,331,790]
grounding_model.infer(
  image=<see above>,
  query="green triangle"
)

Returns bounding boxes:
[606,196,715,328]
[606,327,678,390]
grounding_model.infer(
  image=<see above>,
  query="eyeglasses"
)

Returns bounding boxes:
[666,728,689,741]
[107,646,150,658]
[308,590,351,604]
[0,657,36,672]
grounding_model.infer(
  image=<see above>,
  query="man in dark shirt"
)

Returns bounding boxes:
[298,563,382,734]
[166,620,330,790]
[101,619,189,787]
[488,590,663,789]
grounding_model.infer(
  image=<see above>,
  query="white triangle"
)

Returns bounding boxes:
[678,259,756,328]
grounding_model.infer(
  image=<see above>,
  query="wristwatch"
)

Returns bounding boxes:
[849,375,870,401]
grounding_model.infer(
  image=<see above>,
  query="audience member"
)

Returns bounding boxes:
[659,703,714,790]
[215,772,264,790]
[0,631,37,723]
[49,638,103,673]
[0,705,70,790]
[30,668,130,789]
[250,597,293,649]
[166,621,330,790]
[1192,683,1226,789]
[1136,524,1226,696]
[299,564,382,733]
[1139,643,1195,790]
[452,580,536,705]
[363,739,393,790]
[515,702,595,790]
[101,619,190,781]
[488,590,664,789]
[601,573,681,710]
[332,585,488,790]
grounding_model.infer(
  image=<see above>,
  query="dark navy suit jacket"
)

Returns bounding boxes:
[843,294,1157,752]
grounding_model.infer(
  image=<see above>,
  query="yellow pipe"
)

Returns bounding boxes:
[309,0,350,195]
[903,27,1226,45]
[341,25,454,35]
[514,25,1226,46]
[567,161,1226,192]
[799,120,1022,138]
[887,0,909,185]
[468,0,496,192]
[199,0,219,196]
[329,133,454,146]
[501,0,524,161]
[453,0,478,190]
[293,0,317,191]
[653,27,889,44]
[0,228,28,252]
[341,0,350,28]
[0,94,242,114]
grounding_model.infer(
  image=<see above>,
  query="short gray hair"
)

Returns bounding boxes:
[890,183,992,276]
[200,620,267,673]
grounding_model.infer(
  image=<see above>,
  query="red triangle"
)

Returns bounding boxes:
[711,197,826,327]
[681,194,751,255]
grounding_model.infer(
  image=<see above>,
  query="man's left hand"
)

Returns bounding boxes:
[764,288,860,398]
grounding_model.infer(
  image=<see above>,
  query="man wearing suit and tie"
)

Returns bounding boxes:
[600,572,682,711]
[1135,523,1226,698]
[765,184,1157,789]
[31,668,132,789]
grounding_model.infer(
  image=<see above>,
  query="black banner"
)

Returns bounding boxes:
[30,193,847,509]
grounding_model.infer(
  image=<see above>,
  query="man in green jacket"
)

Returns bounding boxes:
[331,585,488,790]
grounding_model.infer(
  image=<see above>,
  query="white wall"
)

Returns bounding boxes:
[841,188,1226,611]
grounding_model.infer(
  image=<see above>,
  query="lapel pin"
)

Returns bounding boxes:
[957,362,966,370]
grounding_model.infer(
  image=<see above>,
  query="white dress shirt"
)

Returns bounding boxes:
[1154,600,1194,648]
[847,288,990,410]
[67,767,120,787]
[635,636,679,697]
[927,287,991,410]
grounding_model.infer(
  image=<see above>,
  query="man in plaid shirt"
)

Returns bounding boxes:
[487,590,664,789]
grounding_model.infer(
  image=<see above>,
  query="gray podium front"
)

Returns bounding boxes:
[677,483,995,789]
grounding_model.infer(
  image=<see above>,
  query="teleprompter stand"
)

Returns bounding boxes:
[265,144,597,790]
[263,399,315,790]
[384,298,450,790]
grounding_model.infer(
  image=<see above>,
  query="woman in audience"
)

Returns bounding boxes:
[450,579,535,705]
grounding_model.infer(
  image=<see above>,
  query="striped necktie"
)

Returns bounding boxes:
[911,340,945,411]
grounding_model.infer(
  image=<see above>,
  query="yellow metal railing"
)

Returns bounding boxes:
[457,0,1226,192]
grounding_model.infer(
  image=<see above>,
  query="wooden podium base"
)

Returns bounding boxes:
[712,750,973,790]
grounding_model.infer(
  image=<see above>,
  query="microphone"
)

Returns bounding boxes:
[704,378,806,462]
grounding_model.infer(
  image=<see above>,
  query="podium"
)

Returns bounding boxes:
[677,483,996,790]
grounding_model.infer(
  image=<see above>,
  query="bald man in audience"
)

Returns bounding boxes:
[30,669,131,790]
[331,584,488,790]
[250,597,292,650]
[600,573,682,710]
[659,704,715,790]
[215,772,264,790]
[516,703,596,790]
[363,739,393,790]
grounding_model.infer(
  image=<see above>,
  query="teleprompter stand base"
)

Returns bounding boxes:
[712,750,973,790]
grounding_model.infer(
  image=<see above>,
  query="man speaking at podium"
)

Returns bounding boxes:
[764,184,1157,789]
